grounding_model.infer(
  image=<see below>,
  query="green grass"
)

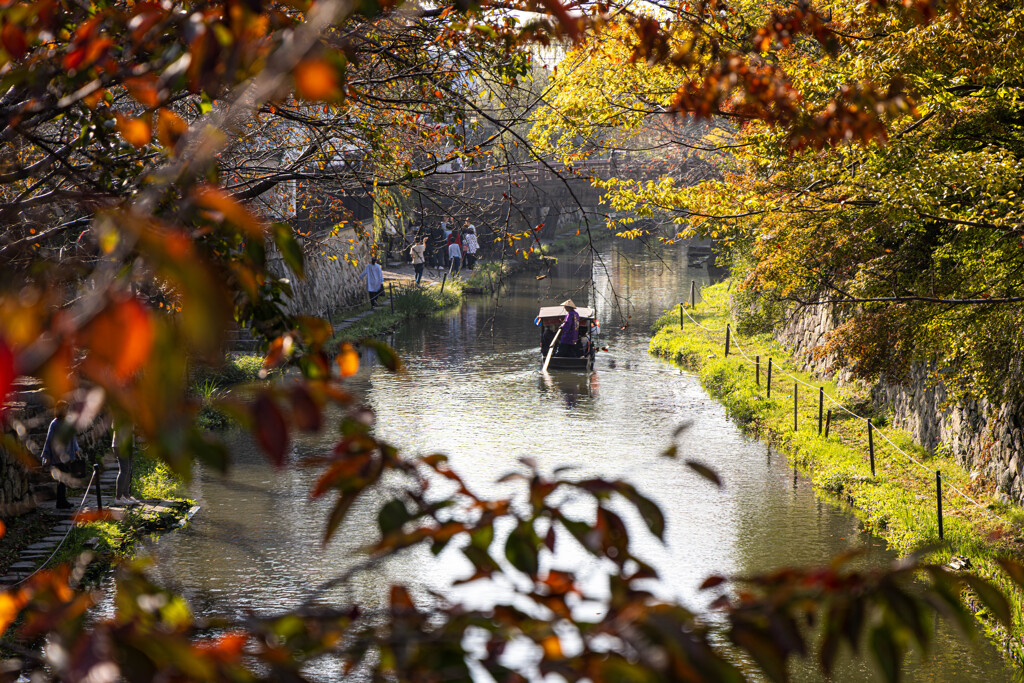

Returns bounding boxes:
[650,281,1024,660]
[328,281,463,348]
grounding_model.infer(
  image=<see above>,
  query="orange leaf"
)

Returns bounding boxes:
[194,185,267,236]
[337,342,358,377]
[115,113,152,148]
[294,59,340,100]
[0,591,27,635]
[74,509,115,524]
[541,635,563,658]
[81,298,155,382]
[40,340,75,399]
[125,75,160,108]
[156,108,187,150]
[196,631,249,660]
[0,519,6,539]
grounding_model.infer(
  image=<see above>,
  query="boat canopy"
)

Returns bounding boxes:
[535,306,597,325]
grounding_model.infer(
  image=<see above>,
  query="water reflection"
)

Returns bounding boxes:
[136,241,1011,682]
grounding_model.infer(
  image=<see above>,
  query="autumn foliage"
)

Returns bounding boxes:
[2,0,1023,680]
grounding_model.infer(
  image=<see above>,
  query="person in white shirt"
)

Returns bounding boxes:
[447,240,462,276]
[360,257,385,307]
[464,228,480,270]
[410,237,427,285]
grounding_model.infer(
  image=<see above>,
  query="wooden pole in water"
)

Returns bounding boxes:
[825,409,832,438]
[766,358,772,398]
[542,327,562,373]
[388,283,395,313]
[868,421,876,476]
[936,470,944,540]
[755,356,760,386]
[440,272,448,293]
[793,382,798,431]
[725,324,731,357]
[689,280,696,309]
[818,387,824,435]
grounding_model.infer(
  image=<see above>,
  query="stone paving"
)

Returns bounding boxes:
[0,456,155,590]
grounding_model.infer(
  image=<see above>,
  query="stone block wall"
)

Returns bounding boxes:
[267,227,372,318]
[0,448,32,516]
[773,302,1024,502]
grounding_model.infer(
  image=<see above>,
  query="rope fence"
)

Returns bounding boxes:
[678,295,1019,535]
[12,469,97,587]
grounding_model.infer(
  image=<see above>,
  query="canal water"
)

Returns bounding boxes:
[140,242,1012,681]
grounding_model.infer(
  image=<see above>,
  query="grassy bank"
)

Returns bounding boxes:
[329,280,463,347]
[0,455,191,582]
[650,281,1024,659]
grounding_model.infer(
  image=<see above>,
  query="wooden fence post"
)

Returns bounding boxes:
[936,470,944,540]
[755,356,760,386]
[818,387,824,435]
[724,324,731,357]
[825,409,832,438]
[766,359,772,398]
[690,280,696,309]
[793,382,798,431]
[868,421,876,477]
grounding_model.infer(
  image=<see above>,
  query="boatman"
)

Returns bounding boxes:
[558,299,580,357]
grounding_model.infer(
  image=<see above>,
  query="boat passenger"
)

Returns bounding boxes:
[541,326,556,356]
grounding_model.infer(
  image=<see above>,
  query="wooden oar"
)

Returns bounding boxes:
[541,327,562,373]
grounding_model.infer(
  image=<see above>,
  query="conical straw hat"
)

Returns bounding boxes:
[560,299,577,309]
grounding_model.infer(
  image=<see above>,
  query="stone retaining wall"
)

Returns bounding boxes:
[0,449,32,516]
[774,303,1024,502]
[267,227,371,318]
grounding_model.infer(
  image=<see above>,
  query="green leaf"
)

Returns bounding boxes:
[361,338,404,372]
[964,575,1012,628]
[686,459,723,487]
[273,222,305,278]
[869,625,900,683]
[617,483,665,541]
[377,499,411,536]
[505,520,539,576]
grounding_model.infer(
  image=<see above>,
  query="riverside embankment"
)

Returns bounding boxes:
[136,242,1010,681]
[650,280,1024,660]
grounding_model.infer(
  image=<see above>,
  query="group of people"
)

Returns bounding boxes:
[407,217,480,284]
[39,401,138,509]
[359,216,483,297]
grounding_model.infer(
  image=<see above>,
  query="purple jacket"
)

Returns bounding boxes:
[560,309,580,345]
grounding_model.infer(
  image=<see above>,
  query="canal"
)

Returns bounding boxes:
[139,241,1012,681]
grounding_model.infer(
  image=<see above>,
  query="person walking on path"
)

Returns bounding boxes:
[112,424,139,505]
[40,401,86,510]
[410,236,427,285]
[463,227,479,270]
[557,299,580,357]
[447,239,462,276]
[360,257,385,307]
[431,222,446,269]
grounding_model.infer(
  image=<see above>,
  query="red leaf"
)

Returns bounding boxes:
[290,384,322,432]
[1,24,27,59]
[253,393,288,467]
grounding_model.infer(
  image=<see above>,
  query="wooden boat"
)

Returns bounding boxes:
[535,304,598,371]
